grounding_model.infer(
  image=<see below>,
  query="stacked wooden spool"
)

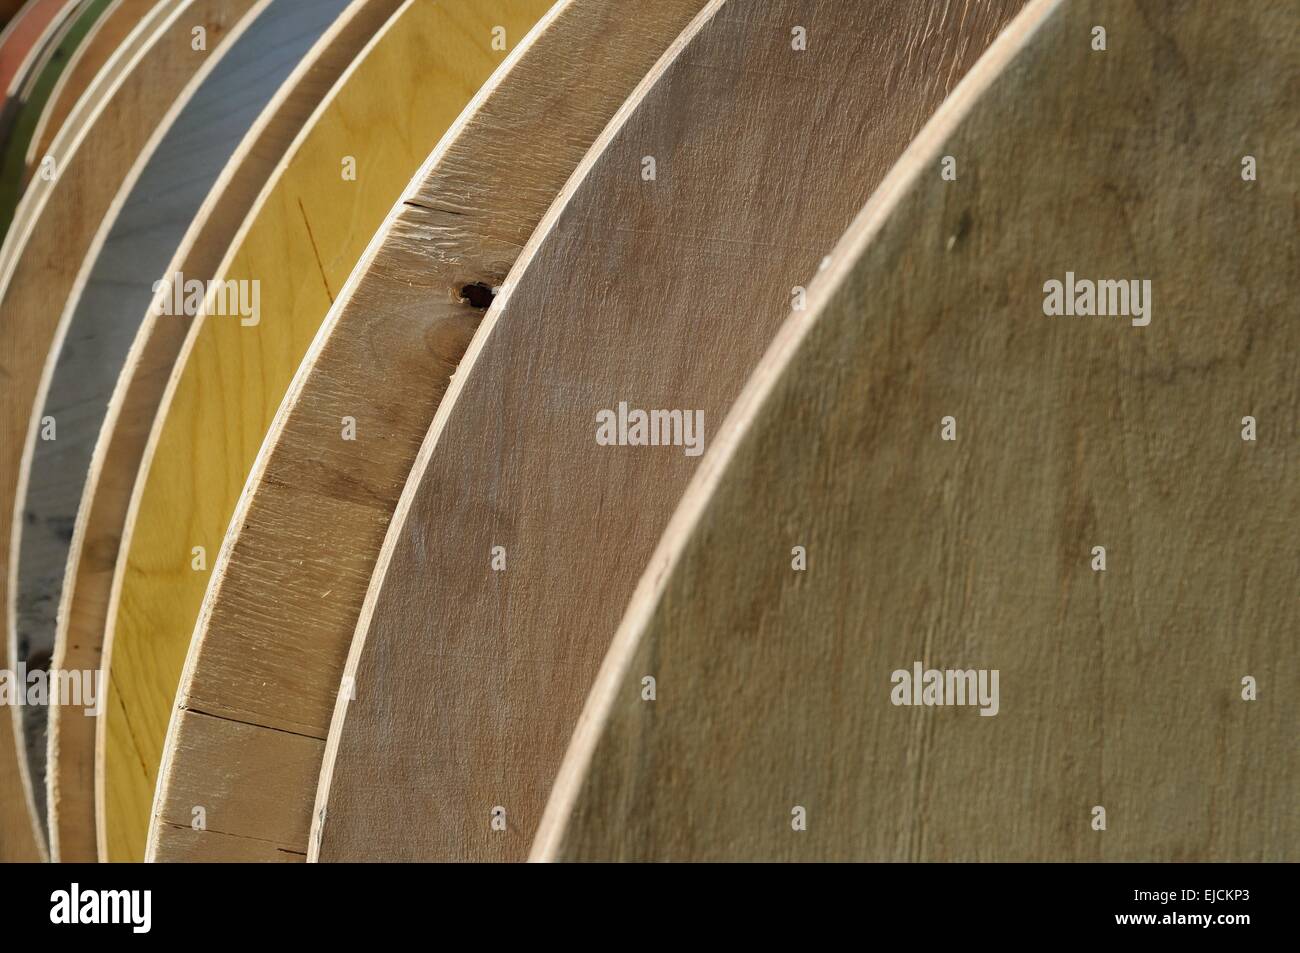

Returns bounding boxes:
[0,0,1292,864]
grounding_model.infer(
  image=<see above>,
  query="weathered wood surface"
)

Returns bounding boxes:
[46,0,402,863]
[311,0,1022,862]
[99,0,552,863]
[534,0,1298,861]
[0,0,258,864]
[0,0,77,234]
[151,0,707,862]
[25,0,160,176]
[0,1,111,238]
[2,0,167,256]
[11,0,345,847]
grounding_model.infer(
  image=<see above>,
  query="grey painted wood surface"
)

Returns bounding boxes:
[15,0,350,824]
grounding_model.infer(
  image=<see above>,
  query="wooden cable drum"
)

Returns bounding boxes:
[0,0,109,259]
[46,0,401,866]
[533,0,1299,861]
[11,0,353,859]
[148,0,709,863]
[0,0,260,865]
[25,0,159,179]
[97,0,554,863]
[308,0,1024,862]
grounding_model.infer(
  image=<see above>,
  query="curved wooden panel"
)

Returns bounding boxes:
[98,0,553,863]
[0,1,74,165]
[25,0,158,175]
[13,0,345,849]
[310,0,1023,862]
[535,0,1298,861]
[0,2,27,29]
[0,0,258,865]
[150,0,710,864]
[46,0,402,865]
[13,0,263,830]
[0,1,69,109]
[0,0,108,243]
[1,1,168,260]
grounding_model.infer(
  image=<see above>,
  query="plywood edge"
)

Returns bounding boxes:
[95,0,424,862]
[529,0,1064,862]
[0,0,224,864]
[24,0,155,171]
[308,0,729,861]
[46,0,402,864]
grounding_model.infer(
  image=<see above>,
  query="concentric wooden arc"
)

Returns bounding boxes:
[25,0,160,175]
[0,0,70,111]
[149,0,708,863]
[98,0,552,863]
[0,0,112,239]
[534,0,1297,861]
[13,0,282,833]
[0,0,258,865]
[47,0,402,867]
[310,0,1022,862]
[12,0,350,858]
[1,0,169,258]
[0,0,79,235]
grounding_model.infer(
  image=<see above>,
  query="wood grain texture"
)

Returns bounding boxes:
[0,0,167,261]
[14,0,344,844]
[535,0,1299,862]
[0,0,108,241]
[99,0,553,863]
[310,0,1022,862]
[46,0,401,864]
[0,0,74,159]
[0,0,69,109]
[0,0,257,864]
[150,0,708,863]
[25,0,159,176]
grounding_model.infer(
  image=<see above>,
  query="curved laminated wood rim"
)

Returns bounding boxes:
[0,0,111,239]
[98,0,554,863]
[309,0,1023,862]
[148,0,710,862]
[3,0,134,822]
[0,0,71,107]
[0,0,170,263]
[534,0,1298,861]
[0,0,258,864]
[0,0,75,160]
[25,0,159,177]
[13,0,348,850]
[45,0,402,867]
[7,0,82,98]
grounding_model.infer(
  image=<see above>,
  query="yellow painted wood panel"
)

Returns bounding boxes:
[150,0,707,862]
[0,0,258,865]
[310,0,1021,862]
[45,0,402,863]
[99,0,554,862]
